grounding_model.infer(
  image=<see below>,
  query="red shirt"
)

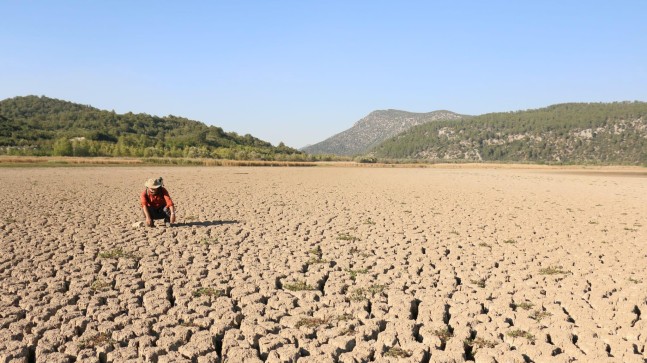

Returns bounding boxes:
[141,187,174,209]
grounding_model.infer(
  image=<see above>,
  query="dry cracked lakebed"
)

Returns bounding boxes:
[1,166,646,362]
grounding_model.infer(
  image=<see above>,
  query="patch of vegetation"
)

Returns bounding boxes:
[200,236,219,245]
[507,329,535,342]
[193,287,224,298]
[363,218,376,225]
[511,301,534,311]
[97,248,138,260]
[628,277,642,284]
[450,230,460,235]
[624,227,638,232]
[349,284,385,302]
[346,268,369,281]
[478,242,492,248]
[349,246,371,258]
[470,278,487,288]
[337,233,360,242]
[433,327,454,342]
[79,332,116,349]
[503,239,517,244]
[296,317,330,328]
[284,280,315,292]
[529,310,552,322]
[384,347,412,358]
[539,266,569,275]
[307,246,328,264]
[337,314,353,321]
[464,337,498,350]
[588,221,598,224]
[90,279,111,292]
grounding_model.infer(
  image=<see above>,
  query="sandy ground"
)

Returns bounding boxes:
[1,166,646,363]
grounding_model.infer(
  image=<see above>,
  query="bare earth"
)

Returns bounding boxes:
[1,166,646,363]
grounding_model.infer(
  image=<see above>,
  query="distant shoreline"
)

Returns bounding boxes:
[1,155,645,175]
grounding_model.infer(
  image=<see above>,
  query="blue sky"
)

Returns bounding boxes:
[2,1,646,148]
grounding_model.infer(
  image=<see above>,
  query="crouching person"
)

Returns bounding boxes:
[141,177,176,227]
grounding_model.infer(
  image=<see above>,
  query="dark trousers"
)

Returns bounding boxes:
[147,206,171,222]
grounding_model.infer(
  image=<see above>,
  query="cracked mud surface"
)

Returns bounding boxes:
[1,166,646,362]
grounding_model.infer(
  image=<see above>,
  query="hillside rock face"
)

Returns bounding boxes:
[302,109,463,156]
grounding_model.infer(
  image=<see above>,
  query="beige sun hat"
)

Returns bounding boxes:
[145,177,163,189]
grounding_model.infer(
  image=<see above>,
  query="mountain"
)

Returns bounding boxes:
[0,95,301,159]
[371,102,647,165]
[301,109,464,156]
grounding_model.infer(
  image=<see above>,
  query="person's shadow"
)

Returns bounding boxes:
[174,220,240,227]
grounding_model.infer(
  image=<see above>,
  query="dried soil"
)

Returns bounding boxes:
[1,166,646,362]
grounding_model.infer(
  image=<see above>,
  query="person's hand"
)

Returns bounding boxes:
[146,217,153,227]
[170,214,176,224]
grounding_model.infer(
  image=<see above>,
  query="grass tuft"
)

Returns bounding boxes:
[193,287,224,298]
[284,280,315,292]
[539,266,569,275]
[337,232,360,242]
[97,248,138,260]
[507,329,535,342]
[384,347,412,358]
[79,332,116,349]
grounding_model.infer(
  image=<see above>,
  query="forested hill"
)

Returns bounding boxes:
[371,102,647,165]
[0,95,301,159]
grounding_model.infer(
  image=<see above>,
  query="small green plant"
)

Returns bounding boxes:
[384,347,412,358]
[507,329,535,342]
[624,227,638,232]
[296,317,329,328]
[404,210,412,213]
[98,249,138,260]
[470,278,486,288]
[90,279,111,292]
[503,239,517,244]
[180,320,199,327]
[464,337,498,350]
[450,230,459,235]
[349,246,371,258]
[79,332,116,349]
[529,310,552,322]
[200,236,219,245]
[539,266,569,275]
[346,268,368,281]
[478,242,492,248]
[193,287,224,298]
[433,327,454,342]
[363,218,376,225]
[284,280,315,292]
[511,301,534,311]
[588,221,598,225]
[628,277,642,284]
[337,314,353,321]
[349,284,385,302]
[337,233,360,242]
[307,246,328,264]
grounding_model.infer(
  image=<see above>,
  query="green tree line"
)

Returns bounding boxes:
[0,95,305,160]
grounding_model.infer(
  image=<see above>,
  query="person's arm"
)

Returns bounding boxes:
[142,205,153,226]
[141,191,153,226]
[168,205,176,223]
[163,189,176,223]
